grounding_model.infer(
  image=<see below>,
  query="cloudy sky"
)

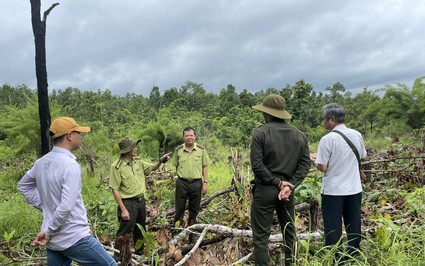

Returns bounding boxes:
[1,0,424,96]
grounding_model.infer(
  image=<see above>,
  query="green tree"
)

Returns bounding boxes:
[325,82,346,103]
[0,99,57,160]
[288,79,314,126]
[347,87,380,133]
[162,87,179,107]
[0,84,36,109]
[218,84,240,116]
[239,89,256,107]
[407,77,425,129]
[148,86,161,113]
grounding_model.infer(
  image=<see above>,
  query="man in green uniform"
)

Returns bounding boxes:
[172,127,211,228]
[109,137,171,261]
[250,94,311,266]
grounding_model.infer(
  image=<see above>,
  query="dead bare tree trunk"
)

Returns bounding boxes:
[29,0,59,155]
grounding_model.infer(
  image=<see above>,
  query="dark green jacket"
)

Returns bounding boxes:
[250,121,311,188]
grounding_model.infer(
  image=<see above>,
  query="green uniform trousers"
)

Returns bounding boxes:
[174,177,203,226]
[114,197,146,261]
[251,183,295,266]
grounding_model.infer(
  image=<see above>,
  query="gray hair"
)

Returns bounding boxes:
[323,103,345,123]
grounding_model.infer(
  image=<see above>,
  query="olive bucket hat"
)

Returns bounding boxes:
[118,137,141,154]
[252,94,292,120]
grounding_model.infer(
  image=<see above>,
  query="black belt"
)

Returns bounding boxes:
[179,177,201,183]
[123,195,144,202]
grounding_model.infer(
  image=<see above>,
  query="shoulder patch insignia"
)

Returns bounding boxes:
[114,159,123,169]
[175,144,184,151]
[196,143,205,149]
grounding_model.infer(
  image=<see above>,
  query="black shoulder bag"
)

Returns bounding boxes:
[333,130,361,168]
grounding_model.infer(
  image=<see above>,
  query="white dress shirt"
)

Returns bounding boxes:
[316,124,367,196]
[18,146,91,250]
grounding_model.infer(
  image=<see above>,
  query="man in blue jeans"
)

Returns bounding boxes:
[18,117,116,265]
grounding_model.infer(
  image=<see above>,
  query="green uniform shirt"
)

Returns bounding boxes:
[250,121,311,188]
[172,143,210,179]
[109,156,153,198]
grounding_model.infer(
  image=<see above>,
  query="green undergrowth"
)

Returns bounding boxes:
[1,139,423,265]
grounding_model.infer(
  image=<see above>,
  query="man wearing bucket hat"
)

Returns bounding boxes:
[18,117,117,265]
[250,94,311,266]
[109,137,171,261]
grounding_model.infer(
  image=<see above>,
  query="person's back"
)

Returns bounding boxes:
[250,94,311,266]
[310,103,367,262]
[317,124,365,195]
[251,121,309,181]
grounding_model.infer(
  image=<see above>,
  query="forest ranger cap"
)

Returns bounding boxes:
[118,137,141,154]
[252,94,292,120]
[50,117,90,139]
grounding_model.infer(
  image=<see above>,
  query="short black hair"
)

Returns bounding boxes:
[50,132,66,144]
[183,127,196,136]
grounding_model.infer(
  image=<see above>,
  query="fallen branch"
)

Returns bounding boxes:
[169,223,377,247]
[363,170,419,173]
[2,256,47,265]
[294,202,311,212]
[180,235,228,253]
[174,225,211,266]
[169,224,322,246]
[200,185,235,207]
[103,245,140,265]
[362,156,425,165]
[147,185,236,224]
[154,187,310,222]
[230,252,253,266]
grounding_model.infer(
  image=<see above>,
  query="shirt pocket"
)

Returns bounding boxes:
[120,170,137,189]
[178,157,187,166]
[195,155,202,164]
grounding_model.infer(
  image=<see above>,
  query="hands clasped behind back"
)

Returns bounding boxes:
[278,181,294,201]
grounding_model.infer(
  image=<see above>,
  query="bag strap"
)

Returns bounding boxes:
[333,130,361,167]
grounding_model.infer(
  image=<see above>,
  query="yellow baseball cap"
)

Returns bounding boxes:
[50,117,90,139]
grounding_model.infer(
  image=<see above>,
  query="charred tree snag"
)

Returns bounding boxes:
[29,0,59,155]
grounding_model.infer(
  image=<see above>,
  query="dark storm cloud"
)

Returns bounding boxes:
[1,0,424,96]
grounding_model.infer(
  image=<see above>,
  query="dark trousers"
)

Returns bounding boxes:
[115,197,146,252]
[174,177,202,226]
[321,192,362,256]
[251,183,295,266]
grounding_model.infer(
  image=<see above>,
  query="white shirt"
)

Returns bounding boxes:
[316,124,367,196]
[18,146,91,250]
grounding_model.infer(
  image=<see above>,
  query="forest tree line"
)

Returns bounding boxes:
[0,77,424,164]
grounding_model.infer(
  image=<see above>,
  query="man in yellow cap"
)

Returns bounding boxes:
[18,117,117,265]
[109,137,171,261]
[250,94,311,266]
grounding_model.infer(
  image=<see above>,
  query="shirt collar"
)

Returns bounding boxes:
[51,146,76,160]
[119,156,132,165]
[119,155,141,165]
[332,124,347,131]
[183,143,197,151]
